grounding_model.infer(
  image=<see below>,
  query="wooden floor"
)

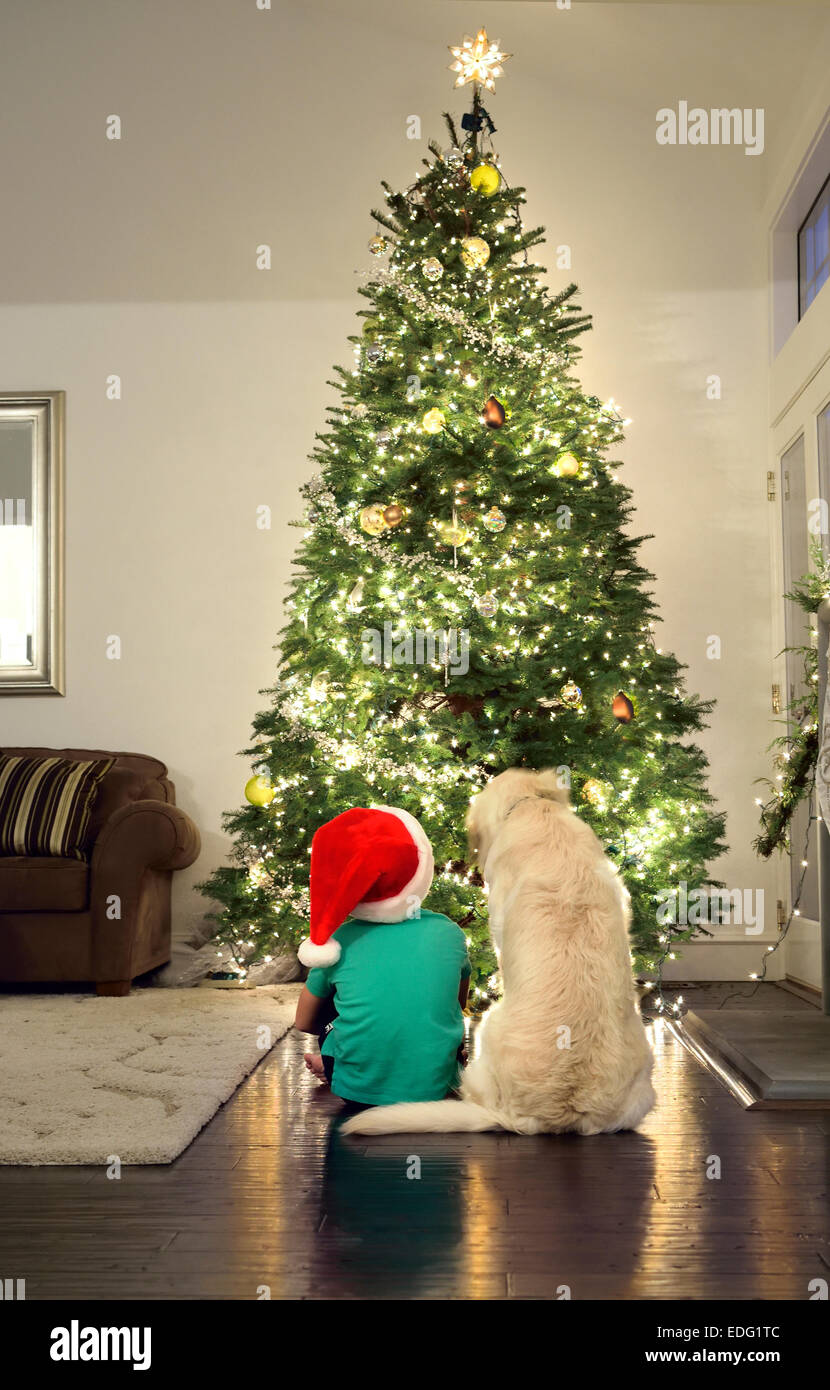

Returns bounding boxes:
[1,984,828,1300]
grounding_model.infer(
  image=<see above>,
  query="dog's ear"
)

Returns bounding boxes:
[534,768,571,805]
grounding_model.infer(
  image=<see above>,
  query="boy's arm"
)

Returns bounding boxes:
[294,984,333,1034]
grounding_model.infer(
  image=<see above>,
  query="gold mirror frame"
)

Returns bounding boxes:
[0,391,65,695]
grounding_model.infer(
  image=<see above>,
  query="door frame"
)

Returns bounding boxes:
[769,362,830,987]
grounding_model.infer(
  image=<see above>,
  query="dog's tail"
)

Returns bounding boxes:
[341,1099,504,1136]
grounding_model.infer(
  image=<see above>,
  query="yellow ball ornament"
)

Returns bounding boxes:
[359,504,388,536]
[552,451,580,478]
[460,236,490,270]
[244,775,275,807]
[422,407,446,434]
[435,518,470,547]
[470,163,501,197]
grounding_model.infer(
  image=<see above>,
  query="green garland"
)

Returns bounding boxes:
[754,541,829,859]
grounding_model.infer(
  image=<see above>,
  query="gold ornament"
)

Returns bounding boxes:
[461,236,490,270]
[470,163,501,196]
[422,407,446,434]
[552,451,580,478]
[368,235,388,256]
[436,518,470,547]
[244,775,275,808]
[449,28,511,92]
[422,256,444,282]
[383,503,405,527]
[560,680,582,708]
[359,504,388,536]
[481,394,506,428]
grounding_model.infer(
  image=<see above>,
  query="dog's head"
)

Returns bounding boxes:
[467,767,569,866]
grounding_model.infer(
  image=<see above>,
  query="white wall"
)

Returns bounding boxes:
[3,1,828,966]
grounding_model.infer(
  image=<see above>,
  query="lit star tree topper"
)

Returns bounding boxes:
[448,27,511,92]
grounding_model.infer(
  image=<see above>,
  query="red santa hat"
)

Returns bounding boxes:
[297,806,434,968]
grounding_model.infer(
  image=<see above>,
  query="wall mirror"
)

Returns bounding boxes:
[0,391,65,694]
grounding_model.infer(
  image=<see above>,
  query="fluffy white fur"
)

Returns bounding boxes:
[342,768,656,1137]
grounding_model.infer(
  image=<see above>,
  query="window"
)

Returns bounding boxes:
[798,172,830,319]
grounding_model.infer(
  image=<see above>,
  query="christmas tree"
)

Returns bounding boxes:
[199,30,727,1005]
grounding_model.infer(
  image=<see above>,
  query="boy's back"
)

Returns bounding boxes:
[306,910,471,1105]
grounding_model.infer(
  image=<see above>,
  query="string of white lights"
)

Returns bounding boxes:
[361,265,569,373]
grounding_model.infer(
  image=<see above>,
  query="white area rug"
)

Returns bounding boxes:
[0,985,299,1165]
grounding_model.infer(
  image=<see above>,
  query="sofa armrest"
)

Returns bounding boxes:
[89,800,200,984]
[92,799,200,879]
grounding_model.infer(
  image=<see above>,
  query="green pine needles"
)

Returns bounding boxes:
[754,540,828,860]
[198,105,727,1004]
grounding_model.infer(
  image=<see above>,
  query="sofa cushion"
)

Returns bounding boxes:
[0,856,90,911]
[0,754,114,861]
[1,749,172,849]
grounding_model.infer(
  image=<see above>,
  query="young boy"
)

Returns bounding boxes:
[293,805,471,1108]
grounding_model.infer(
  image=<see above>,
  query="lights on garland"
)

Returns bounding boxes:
[582,778,610,809]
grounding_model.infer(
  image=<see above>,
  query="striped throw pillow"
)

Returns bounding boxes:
[0,755,115,861]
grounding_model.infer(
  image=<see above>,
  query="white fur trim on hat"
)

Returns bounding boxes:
[351,805,434,923]
[298,936,342,969]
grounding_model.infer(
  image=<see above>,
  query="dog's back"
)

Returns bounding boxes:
[466,796,655,1133]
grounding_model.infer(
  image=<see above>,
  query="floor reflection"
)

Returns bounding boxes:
[313,1116,466,1297]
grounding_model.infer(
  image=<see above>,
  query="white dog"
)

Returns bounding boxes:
[343,768,656,1137]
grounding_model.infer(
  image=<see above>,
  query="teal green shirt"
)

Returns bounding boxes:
[306,910,472,1106]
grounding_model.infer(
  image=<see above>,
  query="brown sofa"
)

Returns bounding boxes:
[0,748,200,995]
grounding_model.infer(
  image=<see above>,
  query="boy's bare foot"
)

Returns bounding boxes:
[304,1052,328,1082]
